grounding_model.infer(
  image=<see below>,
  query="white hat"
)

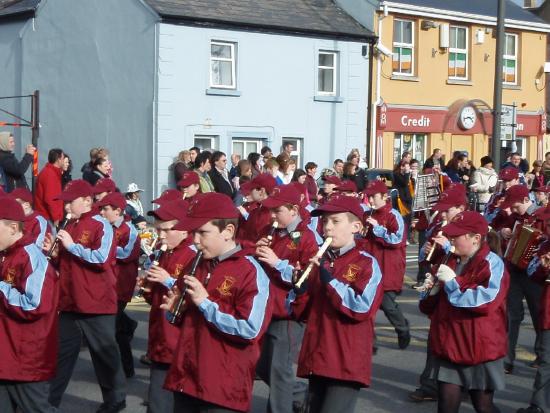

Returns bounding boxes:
[126,183,144,193]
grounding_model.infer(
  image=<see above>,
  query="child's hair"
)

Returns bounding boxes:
[210,218,239,238]
[264,158,279,170]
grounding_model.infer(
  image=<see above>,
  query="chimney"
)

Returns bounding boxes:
[524,0,536,8]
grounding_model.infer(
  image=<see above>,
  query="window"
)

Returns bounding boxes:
[282,138,304,168]
[503,33,518,85]
[194,135,218,151]
[210,41,236,89]
[232,139,263,159]
[392,19,414,75]
[317,51,338,95]
[393,134,426,166]
[448,26,468,79]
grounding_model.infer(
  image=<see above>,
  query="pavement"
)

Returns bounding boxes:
[59,244,540,413]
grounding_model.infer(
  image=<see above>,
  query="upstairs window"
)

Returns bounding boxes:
[449,26,468,79]
[210,41,236,89]
[318,51,338,95]
[392,19,414,75]
[503,33,518,85]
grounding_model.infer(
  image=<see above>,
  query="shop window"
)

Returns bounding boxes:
[393,134,426,167]
[503,33,518,85]
[392,19,414,75]
[448,26,468,80]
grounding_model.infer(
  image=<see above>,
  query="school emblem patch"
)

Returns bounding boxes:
[172,264,184,278]
[78,230,91,246]
[216,276,236,297]
[343,264,361,282]
[3,267,16,285]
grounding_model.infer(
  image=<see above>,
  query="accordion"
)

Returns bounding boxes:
[504,222,542,270]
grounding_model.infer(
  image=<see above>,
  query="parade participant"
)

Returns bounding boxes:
[518,208,550,413]
[152,188,183,206]
[176,170,201,200]
[534,185,550,208]
[93,178,117,202]
[498,184,543,374]
[254,184,320,413]
[290,195,383,413]
[334,180,358,197]
[484,167,520,225]
[97,193,142,379]
[10,188,51,249]
[0,198,59,413]
[162,192,271,412]
[44,179,127,413]
[420,211,509,413]
[318,175,342,203]
[139,198,197,413]
[363,180,411,349]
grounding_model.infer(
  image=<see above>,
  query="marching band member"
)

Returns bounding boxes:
[176,171,201,201]
[141,198,197,413]
[44,180,127,413]
[362,180,410,349]
[97,193,142,379]
[255,185,320,413]
[162,193,272,412]
[0,198,59,412]
[484,167,520,225]
[10,188,51,249]
[291,195,384,413]
[534,185,550,208]
[420,211,509,413]
[93,178,118,202]
[498,184,543,373]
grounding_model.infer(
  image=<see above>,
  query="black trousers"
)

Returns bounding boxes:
[0,380,57,413]
[380,291,410,338]
[531,330,550,410]
[305,376,361,413]
[173,392,240,412]
[115,301,137,377]
[147,362,173,413]
[48,312,126,408]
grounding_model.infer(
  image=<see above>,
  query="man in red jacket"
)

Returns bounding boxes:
[0,197,58,412]
[34,148,65,226]
[11,187,51,249]
[44,179,126,413]
[363,180,411,349]
[162,193,272,412]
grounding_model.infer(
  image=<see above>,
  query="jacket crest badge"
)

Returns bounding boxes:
[78,230,91,246]
[172,264,184,278]
[343,264,361,282]
[216,275,236,297]
[3,267,16,285]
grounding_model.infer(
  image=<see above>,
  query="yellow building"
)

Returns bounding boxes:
[371,0,550,169]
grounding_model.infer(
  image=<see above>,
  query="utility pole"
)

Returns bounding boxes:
[491,0,505,170]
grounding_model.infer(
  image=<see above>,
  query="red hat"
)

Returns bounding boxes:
[499,167,519,182]
[501,184,530,209]
[433,187,468,212]
[363,180,388,196]
[262,185,303,209]
[240,180,253,196]
[0,198,25,221]
[250,174,277,195]
[535,185,550,193]
[446,183,467,196]
[311,194,364,219]
[54,179,94,201]
[93,178,117,195]
[177,171,200,188]
[323,176,342,186]
[173,193,239,231]
[10,188,33,203]
[535,204,550,221]
[443,211,488,237]
[335,180,358,193]
[147,199,189,221]
[96,192,127,211]
[152,189,183,205]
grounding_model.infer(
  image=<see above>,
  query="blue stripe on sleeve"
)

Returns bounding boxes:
[444,252,504,308]
[326,251,382,313]
[274,259,294,283]
[285,289,297,316]
[198,256,270,339]
[116,222,138,259]
[67,215,113,264]
[0,244,48,311]
[372,209,405,245]
[35,215,48,249]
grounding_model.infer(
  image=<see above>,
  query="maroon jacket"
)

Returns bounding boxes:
[528,239,550,329]
[114,219,141,303]
[420,244,509,365]
[362,202,407,292]
[292,245,383,387]
[0,236,58,381]
[55,210,117,314]
[34,163,64,222]
[237,202,272,248]
[304,175,318,201]
[24,211,51,249]
[164,249,272,412]
[144,239,196,364]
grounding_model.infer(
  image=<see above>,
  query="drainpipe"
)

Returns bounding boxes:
[371,5,387,168]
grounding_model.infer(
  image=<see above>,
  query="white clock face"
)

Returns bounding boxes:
[459,106,477,130]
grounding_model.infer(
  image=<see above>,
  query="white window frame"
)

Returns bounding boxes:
[231,138,263,159]
[210,40,237,89]
[503,33,518,86]
[393,134,427,166]
[282,137,304,168]
[193,135,219,151]
[448,26,468,80]
[392,19,414,76]
[317,51,338,96]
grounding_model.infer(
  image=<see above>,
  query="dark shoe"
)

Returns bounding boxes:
[96,400,126,413]
[139,354,151,366]
[408,388,437,402]
[372,345,378,355]
[398,332,411,349]
[504,362,514,374]
[124,368,135,378]
[529,359,542,369]
[517,405,544,413]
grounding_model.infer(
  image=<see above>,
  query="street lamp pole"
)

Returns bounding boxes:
[491,0,506,170]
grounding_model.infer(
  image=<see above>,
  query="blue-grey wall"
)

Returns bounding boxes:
[335,0,378,32]
[2,0,157,202]
[155,24,371,194]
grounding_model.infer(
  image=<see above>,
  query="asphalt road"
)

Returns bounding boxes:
[59,245,540,413]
